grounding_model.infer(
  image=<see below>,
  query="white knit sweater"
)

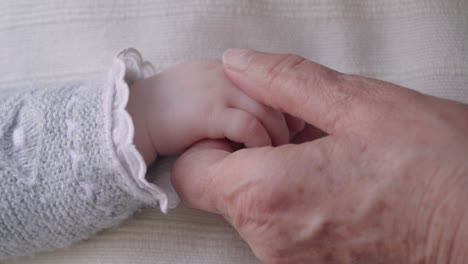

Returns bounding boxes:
[0,48,174,260]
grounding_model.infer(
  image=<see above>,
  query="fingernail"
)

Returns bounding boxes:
[222,48,252,71]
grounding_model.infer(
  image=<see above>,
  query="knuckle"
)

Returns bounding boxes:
[329,74,361,106]
[226,154,289,228]
[266,54,316,116]
[318,74,368,131]
[331,75,409,131]
[229,187,283,236]
[266,54,309,91]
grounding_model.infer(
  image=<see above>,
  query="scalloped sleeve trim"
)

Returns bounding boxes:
[104,48,173,213]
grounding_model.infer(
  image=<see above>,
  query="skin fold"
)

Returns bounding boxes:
[171,49,468,264]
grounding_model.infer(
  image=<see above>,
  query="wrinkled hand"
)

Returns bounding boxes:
[172,49,468,263]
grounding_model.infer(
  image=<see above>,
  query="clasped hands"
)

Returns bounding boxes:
[128,48,468,263]
[172,49,468,263]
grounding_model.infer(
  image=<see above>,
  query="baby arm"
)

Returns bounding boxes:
[127,60,295,165]
[0,49,299,260]
[0,49,158,260]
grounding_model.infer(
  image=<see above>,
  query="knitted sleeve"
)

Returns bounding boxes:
[0,48,173,260]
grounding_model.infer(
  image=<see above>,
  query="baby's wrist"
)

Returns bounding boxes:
[127,79,158,165]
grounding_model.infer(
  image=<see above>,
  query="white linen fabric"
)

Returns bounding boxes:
[1,0,467,263]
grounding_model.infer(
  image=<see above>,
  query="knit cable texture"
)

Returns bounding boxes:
[0,48,168,260]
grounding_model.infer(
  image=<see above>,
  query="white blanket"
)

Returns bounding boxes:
[2,0,467,263]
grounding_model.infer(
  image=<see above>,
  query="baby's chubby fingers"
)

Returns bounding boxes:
[232,92,289,146]
[214,108,272,148]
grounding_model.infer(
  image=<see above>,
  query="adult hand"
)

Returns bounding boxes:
[171,49,468,263]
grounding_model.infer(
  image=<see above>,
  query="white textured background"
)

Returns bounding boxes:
[1,0,468,263]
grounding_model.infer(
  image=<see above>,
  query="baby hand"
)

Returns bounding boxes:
[127,60,298,164]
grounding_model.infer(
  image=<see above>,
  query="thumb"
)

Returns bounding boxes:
[222,49,409,134]
[171,139,234,214]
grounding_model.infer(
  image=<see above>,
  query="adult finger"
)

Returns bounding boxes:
[222,49,421,134]
[171,139,233,214]
[172,136,338,218]
[172,139,314,215]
